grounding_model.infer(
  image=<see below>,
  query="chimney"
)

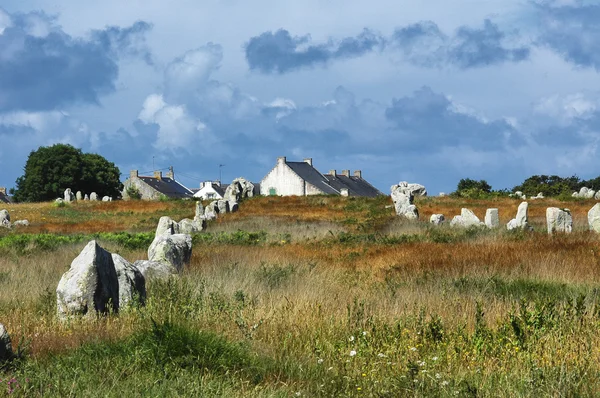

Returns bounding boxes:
[341,170,350,177]
[130,170,138,179]
[354,170,362,179]
[340,188,349,197]
[329,170,336,177]
[154,171,162,180]
[277,156,287,165]
[303,158,313,166]
[166,166,174,180]
[0,187,5,195]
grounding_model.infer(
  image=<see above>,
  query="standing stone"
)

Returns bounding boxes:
[228,201,239,213]
[430,214,445,225]
[179,219,199,234]
[204,201,218,220]
[102,196,110,202]
[391,191,419,220]
[485,209,499,228]
[155,216,180,237]
[194,201,204,221]
[76,191,83,201]
[450,208,484,228]
[90,192,98,201]
[216,199,229,214]
[595,192,600,200]
[588,203,600,233]
[0,324,12,361]
[224,177,255,202]
[546,207,572,234]
[84,194,89,201]
[148,234,192,274]
[64,188,74,203]
[0,209,10,228]
[56,241,145,319]
[507,202,529,230]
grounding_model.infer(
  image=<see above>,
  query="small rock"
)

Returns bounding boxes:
[13,220,29,227]
[0,324,12,361]
[429,214,445,225]
[90,192,98,201]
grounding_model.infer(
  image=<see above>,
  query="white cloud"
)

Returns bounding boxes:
[534,93,598,122]
[0,8,11,35]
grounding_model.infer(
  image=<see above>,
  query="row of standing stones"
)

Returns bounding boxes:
[0,209,29,229]
[0,178,257,360]
[391,182,600,234]
[57,188,112,204]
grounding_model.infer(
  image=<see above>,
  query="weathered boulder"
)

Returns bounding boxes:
[391,182,427,198]
[546,207,572,234]
[155,216,180,237]
[228,201,239,213]
[595,192,600,200]
[588,203,600,233]
[90,192,98,201]
[0,324,12,361]
[76,191,83,201]
[450,208,484,228]
[224,177,255,202]
[0,209,10,228]
[102,196,111,202]
[510,191,526,200]
[133,260,177,280]
[392,191,419,220]
[204,201,218,220]
[430,214,445,225]
[148,234,192,274]
[216,200,229,214]
[574,187,596,199]
[56,241,145,318]
[485,209,499,228]
[84,194,89,201]
[55,198,64,204]
[13,220,29,227]
[179,219,200,234]
[64,188,75,202]
[507,202,529,230]
[194,201,204,221]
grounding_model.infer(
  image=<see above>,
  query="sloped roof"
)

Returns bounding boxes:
[0,192,11,204]
[286,162,339,195]
[138,176,194,199]
[324,174,383,197]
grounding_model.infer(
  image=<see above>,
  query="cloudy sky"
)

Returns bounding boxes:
[1,0,600,195]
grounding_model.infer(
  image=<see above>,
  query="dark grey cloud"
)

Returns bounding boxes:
[384,86,522,150]
[244,28,383,73]
[0,8,152,112]
[536,2,600,70]
[245,20,530,73]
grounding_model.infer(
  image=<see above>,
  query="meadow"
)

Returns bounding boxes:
[1,195,600,396]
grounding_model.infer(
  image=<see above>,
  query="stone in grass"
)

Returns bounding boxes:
[0,323,12,361]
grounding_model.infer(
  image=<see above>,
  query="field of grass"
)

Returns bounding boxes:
[2,195,600,396]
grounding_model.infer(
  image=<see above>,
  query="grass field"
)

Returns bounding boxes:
[1,195,600,396]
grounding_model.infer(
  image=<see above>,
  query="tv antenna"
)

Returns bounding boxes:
[219,164,225,183]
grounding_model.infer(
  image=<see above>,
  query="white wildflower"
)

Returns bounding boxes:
[350,350,357,357]
[349,336,355,342]
[317,358,324,364]
[410,347,417,352]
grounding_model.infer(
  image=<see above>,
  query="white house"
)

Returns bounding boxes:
[260,157,382,197]
[192,181,227,200]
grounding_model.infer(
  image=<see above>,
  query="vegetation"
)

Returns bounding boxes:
[2,196,600,395]
[13,144,122,202]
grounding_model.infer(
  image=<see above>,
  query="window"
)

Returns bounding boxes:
[207,193,215,199]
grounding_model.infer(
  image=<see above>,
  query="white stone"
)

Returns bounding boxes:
[588,203,600,233]
[194,201,204,222]
[133,260,177,280]
[155,216,180,237]
[216,199,229,214]
[179,219,200,234]
[595,191,600,200]
[64,188,74,202]
[392,191,419,220]
[507,202,529,230]
[148,234,192,274]
[0,324,12,361]
[224,177,255,202]
[484,208,499,228]
[56,241,117,318]
[546,207,572,234]
[90,192,98,201]
[229,201,239,213]
[84,194,89,201]
[76,191,83,201]
[102,196,110,202]
[113,253,146,308]
[0,209,10,228]
[391,181,427,197]
[429,214,445,225]
[13,220,29,227]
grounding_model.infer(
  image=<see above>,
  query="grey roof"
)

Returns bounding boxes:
[0,192,11,204]
[213,183,226,197]
[286,162,339,195]
[324,174,383,197]
[138,176,194,199]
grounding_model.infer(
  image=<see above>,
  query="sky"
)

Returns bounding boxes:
[1,0,600,195]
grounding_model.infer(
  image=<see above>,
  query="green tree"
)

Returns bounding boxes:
[13,144,122,202]
[453,178,493,199]
[512,175,580,197]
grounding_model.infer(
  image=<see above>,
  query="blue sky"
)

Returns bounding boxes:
[1,0,600,195]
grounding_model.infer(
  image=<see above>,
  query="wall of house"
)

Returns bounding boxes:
[193,185,222,200]
[305,182,323,195]
[260,162,306,196]
[122,177,162,200]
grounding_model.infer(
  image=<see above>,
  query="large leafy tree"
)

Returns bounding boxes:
[13,144,122,202]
